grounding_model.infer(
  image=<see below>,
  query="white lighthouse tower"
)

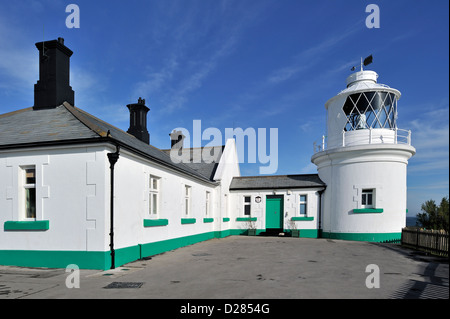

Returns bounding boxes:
[311,63,415,242]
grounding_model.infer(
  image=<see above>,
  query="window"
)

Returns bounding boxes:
[343,91,397,131]
[205,191,211,216]
[149,175,160,216]
[361,189,374,208]
[244,196,251,216]
[299,195,307,216]
[185,185,191,216]
[22,166,36,220]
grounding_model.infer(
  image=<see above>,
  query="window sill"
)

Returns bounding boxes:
[203,218,214,223]
[236,217,257,222]
[181,218,196,224]
[143,219,168,227]
[353,208,383,214]
[4,220,49,231]
[291,217,314,221]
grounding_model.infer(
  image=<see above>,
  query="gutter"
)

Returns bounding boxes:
[107,145,120,269]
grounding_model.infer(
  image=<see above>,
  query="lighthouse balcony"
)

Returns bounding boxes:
[313,127,412,153]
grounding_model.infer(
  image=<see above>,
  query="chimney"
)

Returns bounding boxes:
[127,97,150,144]
[34,37,75,109]
[170,130,185,149]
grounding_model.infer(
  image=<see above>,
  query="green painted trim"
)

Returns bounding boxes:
[406,209,408,213]
[291,217,314,221]
[353,208,384,214]
[181,218,196,224]
[285,229,318,238]
[0,250,109,269]
[4,220,49,231]
[236,217,257,222]
[143,219,169,227]
[321,231,401,243]
[222,217,230,222]
[203,218,214,223]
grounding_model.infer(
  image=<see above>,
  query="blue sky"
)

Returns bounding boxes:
[0,0,448,216]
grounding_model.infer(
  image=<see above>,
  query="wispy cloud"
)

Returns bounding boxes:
[132,0,271,114]
[406,104,449,174]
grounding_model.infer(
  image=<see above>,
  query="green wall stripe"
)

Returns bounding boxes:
[236,217,257,221]
[143,219,169,227]
[291,217,314,221]
[0,250,109,269]
[181,218,196,224]
[353,208,384,214]
[321,231,401,243]
[203,218,214,223]
[4,220,50,231]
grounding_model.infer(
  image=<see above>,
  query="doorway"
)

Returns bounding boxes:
[266,195,284,230]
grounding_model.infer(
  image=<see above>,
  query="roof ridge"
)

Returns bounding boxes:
[62,102,108,137]
[234,173,319,179]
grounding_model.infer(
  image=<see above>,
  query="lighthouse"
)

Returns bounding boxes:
[311,64,415,242]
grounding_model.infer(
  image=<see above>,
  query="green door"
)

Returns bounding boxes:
[266,196,283,229]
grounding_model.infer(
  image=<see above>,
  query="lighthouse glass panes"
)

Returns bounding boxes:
[149,175,159,216]
[23,166,36,219]
[343,91,397,131]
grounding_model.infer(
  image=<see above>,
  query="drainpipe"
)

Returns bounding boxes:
[107,145,120,269]
[318,189,325,238]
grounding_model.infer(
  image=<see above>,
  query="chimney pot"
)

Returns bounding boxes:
[33,38,74,109]
[127,98,150,144]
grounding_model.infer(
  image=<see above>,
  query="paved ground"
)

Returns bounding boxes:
[0,236,448,299]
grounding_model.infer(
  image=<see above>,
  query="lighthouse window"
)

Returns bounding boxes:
[361,189,374,208]
[343,91,397,131]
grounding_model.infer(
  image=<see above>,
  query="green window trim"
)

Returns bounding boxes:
[353,208,384,214]
[181,218,196,224]
[291,216,314,221]
[143,219,168,227]
[236,217,257,222]
[4,220,49,231]
[203,218,214,223]
[222,217,230,222]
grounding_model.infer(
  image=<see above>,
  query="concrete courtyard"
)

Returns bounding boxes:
[0,236,448,299]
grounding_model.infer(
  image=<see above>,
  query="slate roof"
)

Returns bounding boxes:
[0,103,218,184]
[230,174,326,190]
[161,146,224,181]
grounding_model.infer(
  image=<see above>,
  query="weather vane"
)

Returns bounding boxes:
[351,55,373,72]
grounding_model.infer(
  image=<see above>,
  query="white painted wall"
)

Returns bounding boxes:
[229,189,322,231]
[0,144,109,252]
[312,144,415,235]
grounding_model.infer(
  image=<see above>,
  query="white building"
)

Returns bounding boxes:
[0,39,414,269]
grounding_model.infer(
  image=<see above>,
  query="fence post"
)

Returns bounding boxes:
[416,229,420,250]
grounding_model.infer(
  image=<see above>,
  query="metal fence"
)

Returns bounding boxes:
[401,228,449,257]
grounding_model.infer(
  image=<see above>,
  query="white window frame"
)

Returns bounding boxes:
[299,194,308,216]
[184,185,191,216]
[20,165,36,221]
[361,189,374,208]
[205,191,211,216]
[149,175,160,217]
[243,196,251,216]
